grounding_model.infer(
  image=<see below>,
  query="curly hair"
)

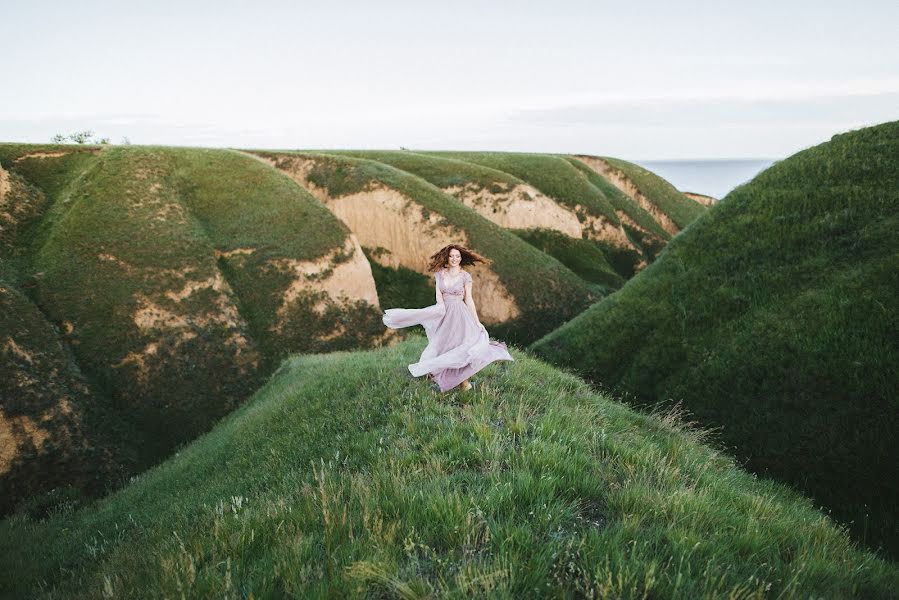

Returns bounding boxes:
[427,244,489,272]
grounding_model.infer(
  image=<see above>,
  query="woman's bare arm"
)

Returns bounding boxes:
[435,277,444,305]
[464,281,481,324]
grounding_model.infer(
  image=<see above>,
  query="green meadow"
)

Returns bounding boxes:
[532,121,899,558]
[2,338,895,598]
[2,130,896,597]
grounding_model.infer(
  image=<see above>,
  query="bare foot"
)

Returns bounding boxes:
[459,380,472,391]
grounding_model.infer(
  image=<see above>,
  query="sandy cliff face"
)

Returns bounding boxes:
[271,233,381,324]
[576,208,636,248]
[445,181,642,254]
[0,162,9,202]
[264,155,521,324]
[444,183,583,238]
[684,192,717,206]
[575,155,681,236]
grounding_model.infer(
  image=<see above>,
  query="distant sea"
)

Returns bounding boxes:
[632,159,777,200]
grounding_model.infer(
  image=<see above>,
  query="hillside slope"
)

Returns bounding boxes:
[332,150,641,291]
[251,151,595,343]
[532,122,899,556]
[422,151,668,276]
[573,155,707,234]
[0,144,385,513]
[1,338,895,598]
[0,276,123,515]
[426,151,707,259]
[332,150,585,235]
[0,336,899,598]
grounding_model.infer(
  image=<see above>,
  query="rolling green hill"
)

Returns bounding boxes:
[531,121,899,557]
[1,338,895,598]
[573,155,707,233]
[422,151,704,278]
[0,144,384,515]
[329,150,630,288]
[251,150,596,344]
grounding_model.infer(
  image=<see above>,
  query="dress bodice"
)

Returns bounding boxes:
[437,269,470,301]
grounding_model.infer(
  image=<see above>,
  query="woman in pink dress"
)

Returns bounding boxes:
[382,244,514,392]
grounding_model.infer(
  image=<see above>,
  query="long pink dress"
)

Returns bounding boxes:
[382,268,514,391]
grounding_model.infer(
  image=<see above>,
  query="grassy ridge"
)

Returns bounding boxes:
[1,337,895,598]
[24,146,268,464]
[417,151,676,277]
[563,156,671,240]
[363,247,435,310]
[511,228,625,293]
[256,151,596,345]
[424,151,621,223]
[329,150,523,190]
[329,150,650,282]
[0,147,129,509]
[0,144,383,514]
[531,122,899,557]
[599,156,707,229]
[167,148,384,362]
[0,276,125,516]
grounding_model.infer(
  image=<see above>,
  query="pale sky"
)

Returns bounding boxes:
[1,0,897,159]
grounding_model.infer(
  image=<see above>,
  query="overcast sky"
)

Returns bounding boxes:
[1,0,897,159]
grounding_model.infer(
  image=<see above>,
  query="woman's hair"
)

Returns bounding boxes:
[427,244,489,272]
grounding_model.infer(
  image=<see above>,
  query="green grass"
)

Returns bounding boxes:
[423,151,621,223]
[599,157,707,230]
[1,337,895,598]
[0,275,126,516]
[0,144,383,516]
[329,150,523,190]
[531,121,899,558]
[332,150,664,280]
[165,147,384,363]
[363,247,436,310]
[0,146,134,510]
[511,228,625,293]
[32,145,273,466]
[563,156,671,240]
[255,151,596,345]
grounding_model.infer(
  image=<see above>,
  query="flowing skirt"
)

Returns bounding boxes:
[383,298,514,391]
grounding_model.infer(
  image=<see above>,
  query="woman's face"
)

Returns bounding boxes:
[447,248,462,267]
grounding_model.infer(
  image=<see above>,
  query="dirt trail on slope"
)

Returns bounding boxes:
[574,155,680,236]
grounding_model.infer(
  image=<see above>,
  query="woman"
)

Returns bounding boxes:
[382,244,514,392]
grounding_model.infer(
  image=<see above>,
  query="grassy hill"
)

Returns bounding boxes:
[0,144,384,515]
[329,150,630,289]
[0,275,125,516]
[1,337,895,598]
[511,228,625,293]
[573,155,707,233]
[251,150,595,344]
[423,151,704,279]
[531,121,899,557]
